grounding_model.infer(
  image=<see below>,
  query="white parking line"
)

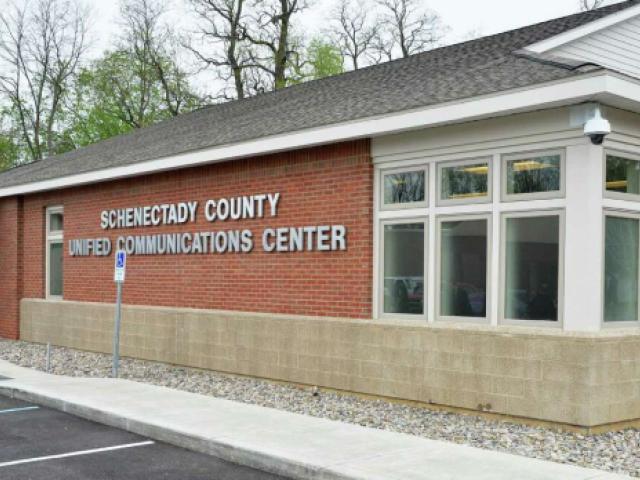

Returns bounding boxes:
[0,441,155,468]
[0,406,39,414]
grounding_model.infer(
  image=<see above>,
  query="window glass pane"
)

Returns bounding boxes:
[49,213,63,232]
[606,155,640,195]
[383,171,425,205]
[604,216,639,322]
[440,219,487,318]
[383,223,424,314]
[504,216,559,321]
[506,154,561,195]
[441,162,489,201]
[49,242,63,297]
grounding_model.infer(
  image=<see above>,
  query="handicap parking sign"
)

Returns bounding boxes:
[114,250,126,283]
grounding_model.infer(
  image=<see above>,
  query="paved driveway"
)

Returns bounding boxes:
[0,394,289,479]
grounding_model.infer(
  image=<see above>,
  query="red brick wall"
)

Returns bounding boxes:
[0,196,23,339]
[15,140,373,326]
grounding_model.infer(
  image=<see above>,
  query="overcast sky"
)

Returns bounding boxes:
[88,0,623,56]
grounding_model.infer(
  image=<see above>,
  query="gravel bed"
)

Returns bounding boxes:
[1,339,638,477]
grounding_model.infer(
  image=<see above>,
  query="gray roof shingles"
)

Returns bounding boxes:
[0,1,637,189]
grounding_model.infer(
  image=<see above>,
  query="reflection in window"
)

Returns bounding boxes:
[49,213,64,232]
[441,162,488,201]
[440,219,487,318]
[604,216,639,322]
[504,215,559,321]
[383,223,424,315]
[506,154,561,195]
[49,242,63,297]
[383,171,425,205]
[606,155,640,195]
[46,207,64,298]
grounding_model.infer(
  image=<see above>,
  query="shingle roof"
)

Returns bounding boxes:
[0,0,637,189]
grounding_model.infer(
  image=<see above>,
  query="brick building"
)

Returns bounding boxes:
[2,3,640,427]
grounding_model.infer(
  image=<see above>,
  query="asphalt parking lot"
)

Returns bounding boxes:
[0,393,289,479]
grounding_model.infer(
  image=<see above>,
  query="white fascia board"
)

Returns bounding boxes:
[0,71,629,199]
[605,70,640,99]
[526,4,640,53]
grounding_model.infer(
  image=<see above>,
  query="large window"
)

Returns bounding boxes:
[381,167,427,209]
[46,206,64,298]
[503,151,564,200]
[605,154,640,197]
[503,213,561,323]
[438,158,490,204]
[438,217,489,320]
[375,151,571,327]
[382,221,425,316]
[604,214,639,323]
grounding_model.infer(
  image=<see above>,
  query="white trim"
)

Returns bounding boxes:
[378,217,428,322]
[45,206,64,300]
[501,148,566,202]
[436,156,492,206]
[606,72,640,103]
[602,209,640,327]
[499,209,565,328]
[372,139,573,326]
[526,5,640,53]
[1,72,636,199]
[435,213,491,324]
[603,149,640,201]
[379,165,428,211]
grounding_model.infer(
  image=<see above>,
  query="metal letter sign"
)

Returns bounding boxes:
[114,250,126,283]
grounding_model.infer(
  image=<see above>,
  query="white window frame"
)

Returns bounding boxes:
[603,150,640,202]
[378,217,428,321]
[379,165,429,211]
[501,149,566,202]
[499,209,565,328]
[436,213,491,324]
[436,157,492,206]
[45,206,64,300]
[601,209,640,328]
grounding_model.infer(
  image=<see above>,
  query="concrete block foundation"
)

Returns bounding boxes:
[19,299,640,428]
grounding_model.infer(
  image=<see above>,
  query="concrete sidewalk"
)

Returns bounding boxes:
[0,359,628,480]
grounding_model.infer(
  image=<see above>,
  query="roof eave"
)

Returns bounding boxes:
[0,70,637,199]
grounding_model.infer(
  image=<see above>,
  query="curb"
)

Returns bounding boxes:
[0,385,358,480]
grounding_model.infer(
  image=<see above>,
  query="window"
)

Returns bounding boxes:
[382,221,425,316]
[46,206,64,298]
[604,214,639,323]
[381,167,427,209]
[503,150,564,200]
[502,213,562,323]
[438,159,490,204]
[605,154,640,197]
[438,216,489,321]
[49,212,63,232]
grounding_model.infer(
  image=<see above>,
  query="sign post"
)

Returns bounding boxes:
[112,250,126,378]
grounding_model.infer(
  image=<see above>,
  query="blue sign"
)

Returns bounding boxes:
[114,250,127,283]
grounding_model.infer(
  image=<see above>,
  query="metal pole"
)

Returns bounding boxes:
[112,281,123,378]
[46,342,51,373]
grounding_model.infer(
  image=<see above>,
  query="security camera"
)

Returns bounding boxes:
[584,106,611,145]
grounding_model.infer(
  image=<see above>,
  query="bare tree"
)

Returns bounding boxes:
[373,0,446,60]
[328,0,377,70]
[0,0,88,161]
[579,0,606,11]
[244,0,308,90]
[185,0,252,100]
[120,0,198,117]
